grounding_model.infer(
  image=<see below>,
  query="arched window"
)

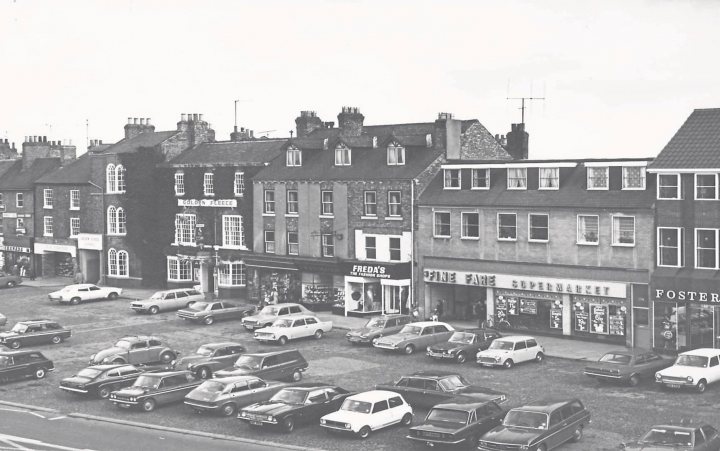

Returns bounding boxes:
[116,165,126,193]
[117,250,128,276]
[107,206,117,234]
[116,207,126,234]
[106,164,116,192]
[108,248,117,276]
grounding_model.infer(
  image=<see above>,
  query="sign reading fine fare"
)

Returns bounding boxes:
[178,199,237,208]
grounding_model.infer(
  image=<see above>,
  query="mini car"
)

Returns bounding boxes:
[476,335,545,369]
[0,350,54,382]
[239,384,353,432]
[60,364,143,398]
[254,315,333,344]
[184,375,287,417]
[48,284,122,304]
[320,390,413,439]
[214,349,308,383]
[0,320,71,349]
[477,399,591,451]
[172,342,246,379]
[345,314,413,345]
[655,348,720,393]
[90,336,178,366]
[373,321,455,355]
[621,422,720,450]
[583,349,672,386]
[0,272,22,289]
[427,329,501,364]
[241,303,312,330]
[177,300,256,325]
[407,400,506,448]
[130,288,204,314]
[375,371,506,409]
[109,370,202,412]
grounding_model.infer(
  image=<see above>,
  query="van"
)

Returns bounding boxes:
[214,349,309,382]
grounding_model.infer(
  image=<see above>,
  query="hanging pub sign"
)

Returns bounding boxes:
[591,304,608,334]
[519,299,537,315]
[550,308,562,329]
[609,313,625,336]
[507,297,518,315]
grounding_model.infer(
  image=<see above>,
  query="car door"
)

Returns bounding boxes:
[5,356,24,380]
[423,379,447,406]
[87,285,103,300]
[227,379,250,406]
[301,389,329,424]
[129,340,150,363]
[291,318,307,339]
[76,286,90,301]
[212,348,234,367]
[512,340,528,363]
[398,377,424,406]
[118,366,141,388]
[159,292,176,311]
[700,425,720,449]
[245,378,269,405]
[708,355,720,384]
[387,396,406,425]
[22,325,41,346]
[173,291,189,309]
[370,399,391,429]
[305,317,320,336]
[543,409,566,449]
[259,355,280,380]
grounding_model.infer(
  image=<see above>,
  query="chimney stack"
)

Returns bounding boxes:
[230,125,254,142]
[124,115,155,139]
[337,106,364,136]
[505,123,529,160]
[435,112,461,159]
[295,110,324,138]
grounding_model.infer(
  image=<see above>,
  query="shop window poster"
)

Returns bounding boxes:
[609,313,625,336]
[507,297,518,315]
[550,307,562,329]
[495,297,508,321]
[575,309,589,332]
[519,299,537,315]
[591,304,608,334]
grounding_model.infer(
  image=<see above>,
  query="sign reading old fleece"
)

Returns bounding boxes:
[423,269,627,299]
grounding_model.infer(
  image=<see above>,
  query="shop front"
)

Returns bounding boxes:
[77,233,102,284]
[0,240,34,275]
[35,242,77,278]
[343,262,411,317]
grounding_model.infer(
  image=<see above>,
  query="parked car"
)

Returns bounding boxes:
[254,315,333,345]
[184,375,287,417]
[60,364,144,398]
[0,272,22,289]
[407,400,506,448]
[90,336,178,365]
[0,320,71,349]
[477,399,591,451]
[241,303,312,330]
[320,390,413,439]
[177,300,255,325]
[427,329,502,364]
[239,384,353,432]
[172,342,246,379]
[655,348,720,393]
[109,370,202,412]
[0,350,54,382]
[345,314,413,345]
[621,422,720,450]
[476,335,545,369]
[130,288,204,314]
[583,349,672,386]
[48,284,121,304]
[0,313,6,328]
[373,321,455,355]
[214,349,308,382]
[375,371,506,409]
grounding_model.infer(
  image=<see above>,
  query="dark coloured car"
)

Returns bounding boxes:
[109,370,202,412]
[427,329,501,364]
[0,272,22,289]
[214,349,308,383]
[345,314,413,345]
[478,399,591,451]
[60,364,143,398]
[407,400,506,448]
[375,371,506,409]
[172,342,246,379]
[584,349,673,386]
[177,301,256,325]
[621,423,720,450]
[184,376,287,417]
[0,320,71,349]
[0,350,54,382]
[238,384,352,432]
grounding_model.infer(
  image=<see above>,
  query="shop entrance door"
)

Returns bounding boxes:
[633,307,651,349]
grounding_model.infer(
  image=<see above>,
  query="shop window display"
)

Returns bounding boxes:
[654,303,717,352]
[494,292,562,336]
[347,281,381,314]
[252,270,301,306]
[572,301,626,343]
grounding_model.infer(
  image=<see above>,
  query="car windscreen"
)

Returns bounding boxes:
[489,340,514,350]
[448,332,475,344]
[234,356,262,370]
[640,428,692,446]
[270,389,307,404]
[439,375,470,391]
[149,292,165,299]
[341,399,372,413]
[272,319,293,328]
[10,324,28,333]
[114,340,132,349]
[259,306,280,315]
[503,410,548,429]
[366,318,386,328]
[598,353,632,364]
[196,380,226,393]
[675,355,708,367]
[133,375,161,389]
[190,302,209,311]
[195,346,213,357]
[399,325,422,335]
[426,408,469,425]
[76,368,104,378]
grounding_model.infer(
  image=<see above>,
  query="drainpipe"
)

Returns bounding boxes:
[410,179,415,315]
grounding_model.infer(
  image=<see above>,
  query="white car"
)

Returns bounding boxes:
[253,315,333,345]
[48,284,122,305]
[655,348,720,393]
[320,390,413,439]
[241,303,312,330]
[476,335,545,369]
[130,288,204,314]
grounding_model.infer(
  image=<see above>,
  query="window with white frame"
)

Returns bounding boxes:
[444,169,461,189]
[461,212,479,239]
[334,145,351,166]
[286,146,302,167]
[16,217,24,233]
[0,193,3,210]
[321,191,334,216]
[471,169,490,189]
[222,215,244,248]
[658,227,682,267]
[364,191,377,216]
[70,217,80,237]
[497,213,517,240]
[529,214,549,242]
[622,167,646,189]
[264,189,275,214]
[365,236,377,260]
[167,256,192,281]
[387,191,401,217]
[203,172,214,196]
[389,237,401,261]
[108,249,129,277]
[586,167,608,190]
[106,164,116,192]
[507,168,527,189]
[116,165,126,193]
[15,193,23,208]
[107,206,117,234]
[175,214,196,245]
[577,215,599,245]
[695,174,718,200]
[612,216,635,246]
[387,145,405,165]
[286,190,299,215]
[117,207,126,234]
[539,168,559,189]
[321,234,335,257]
[434,212,451,237]
[174,172,185,196]
[657,173,680,199]
[234,172,244,196]
[219,262,246,286]
[264,230,275,253]
[108,249,117,276]
[43,216,53,237]
[287,232,299,255]
[696,228,719,269]
[70,189,80,210]
[43,189,53,209]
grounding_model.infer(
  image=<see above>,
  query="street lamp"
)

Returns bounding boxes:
[87,180,105,284]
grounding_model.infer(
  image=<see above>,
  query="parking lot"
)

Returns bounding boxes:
[1,283,720,451]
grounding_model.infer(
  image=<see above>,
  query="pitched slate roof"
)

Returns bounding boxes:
[0,158,63,190]
[35,155,92,184]
[650,108,720,169]
[168,139,287,167]
[0,160,18,179]
[102,131,178,154]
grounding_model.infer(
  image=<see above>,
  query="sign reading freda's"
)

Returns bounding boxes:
[344,262,411,279]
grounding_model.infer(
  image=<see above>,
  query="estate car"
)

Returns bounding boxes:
[655,348,720,393]
[345,314,413,345]
[373,321,455,355]
[109,370,202,412]
[130,288,204,314]
[214,349,308,382]
[172,342,246,379]
[407,400,506,448]
[0,320,71,349]
[320,390,413,439]
[476,335,545,369]
[184,375,287,417]
[60,364,143,398]
[241,303,312,330]
[621,423,720,450]
[0,350,54,382]
[584,349,672,386]
[90,336,178,366]
[177,301,255,325]
[427,329,501,364]
[254,315,333,344]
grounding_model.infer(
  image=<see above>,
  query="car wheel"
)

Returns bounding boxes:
[282,416,295,433]
[149,306,159,315]
[628,374,640,387]
[404,344,415,355]
[400,413,412,426]
[141,398,156,412]
[314,329,324,339]
[6,281,16,288]
[571,424,584,442]
[535,352,544,363]
[34,368,47,379]
[278,336,288,346]
[107,292,119,300]
[456,352,467,364]
[291,370,302,382]
[503,359,514,369]
[221,403,237,417]
[70,297,81,305]
[97,386,112,399]
[112,358,125,364]
[51,335,63,345]
[357,426,371,439]
[159,351,174,363]
[697,379,707,393]
[203,316,214,326]
[9,340,20,350]
[198,367,211,379]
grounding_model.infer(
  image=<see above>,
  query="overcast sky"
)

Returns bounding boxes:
[1,0,718,159]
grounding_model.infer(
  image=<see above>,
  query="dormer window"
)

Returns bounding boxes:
[203,172,214,196]
[539,168,559,190]
[286,146,302,167]
[335,144,351,166]
[622,167,646,190]
[587,167,608,190]
[507,168,527,190]
[387,144,405,166]
[443,169,461,189]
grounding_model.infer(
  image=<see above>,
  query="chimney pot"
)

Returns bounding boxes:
[43,136,47,143]
[140,118,145,125]
[146,118,151,125]
[99,140,102,144]
[199,114,203,121]
[133,118,138,124]
[128,117,132,124]
[181,113,187,121]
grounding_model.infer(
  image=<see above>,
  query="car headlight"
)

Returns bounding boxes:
[254,333,259,337]
[266,415,274,422]
[110,394,116,399]
[520,446,530,450]
[426,346,432,352]
[344,423,351,429]
[171,360,177,367]
[655,373,662,381]
[131,397,137,402]
[494,356,501,362]
[359,334,367,339]
[90,354,96,361]
[320,419,326,425]
[687,376,693,383]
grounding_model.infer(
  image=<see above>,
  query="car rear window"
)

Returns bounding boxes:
[372,400,389,413]
[388,396,403,408]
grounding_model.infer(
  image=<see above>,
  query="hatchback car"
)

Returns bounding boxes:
[184,375,287,417]
[320,390,413,439]
[131,288,204,314]
[48,284,122,304]
[476,335,545,369]
[60,364,143,399]
[655,348,720,393]
[0,320,71,349]
[345,314,413,345]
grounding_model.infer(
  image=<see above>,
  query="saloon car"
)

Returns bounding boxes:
[239,384,353,432]
[320,390,413,439]
[48,284,122,304]
[214,349,308,383]
[655,348,720,393]
[60,364,144,398]
[254,315,333,344]
[477,399,591,451]
[427,329,501,364]
[407,400,506,448]
[130,288,204,314]
[373,321,455,355]
[241,303,312,330]
[172,342,246,379]
[90,336,178,366]
[109,370,202,412]
[345,314,413,345]
[375,371,506,409]
[476,335,545,369]
[0,320,71,349]
[621,423,720,450]
[0,350,54,382]
[184,375,287,417]
[583,349,672,386]
[0,272,22,289]
[177,301,255,325]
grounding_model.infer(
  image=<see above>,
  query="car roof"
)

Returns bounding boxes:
[16,319,56,324]
[496,335,536,342]
[268,302,303,308]
[282,315,318,320]
[244,349,302,357]
[652,423,706,432]
[278,383,336,391]
[143,370,191,377]
[201,342,243,349]
[87,364,134,371]
[209,375,264,384]
[155,288,195,293]
[374,314,411,319]
[511,399,580,413]
[407,321,452,327]
[679,348,720,357]
[432,400,495,411]
[349,390,400,403]
[603,348,654,356]
[118,335,158,341]
[407,370,460,379]
[0,350,44,356]
[457,328,499,334]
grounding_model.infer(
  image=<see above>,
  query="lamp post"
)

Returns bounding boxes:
[87,180,105,284]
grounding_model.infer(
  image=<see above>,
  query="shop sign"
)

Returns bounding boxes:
[2,212,17,218]
[178,199,237,208]
[34,243,76,258]
[77,233,103,250]
[345,262,411,280]
[654,288,720,304]
[0,245,31,254]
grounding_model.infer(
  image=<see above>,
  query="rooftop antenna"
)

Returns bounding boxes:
[257,130,276,138]
[506,96,545,124]
[86,119,89,148]
[233,98,251,131]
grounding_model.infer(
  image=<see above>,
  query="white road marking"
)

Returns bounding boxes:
[0,433,97,451]
[48,415,67,421]
[0,436,30,450]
